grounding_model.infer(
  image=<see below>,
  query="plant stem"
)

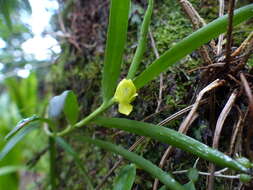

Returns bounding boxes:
[45,99,115,137]
[49,137,57,190]
[75,99,114,128]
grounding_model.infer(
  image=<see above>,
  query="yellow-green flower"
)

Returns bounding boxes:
[114,79,138,115]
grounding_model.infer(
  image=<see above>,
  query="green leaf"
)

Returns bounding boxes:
[239,174,252,183]
[0,166,25,176]
[133,4,253,88]
[55,137,94,190]
[76,137,185,190]
[5,115,39,140]
[187,168,199,183]
[102,0,131,102]
[0,0,15,29]
[113,164,136,190]
[48,90,79,125]
[236,157,252,168]
[127,0,153,79]
[0,125,39,160]
[158,186,167,190]
[183,181,196,190]
[92,117,249,173]
[5,115,52,140]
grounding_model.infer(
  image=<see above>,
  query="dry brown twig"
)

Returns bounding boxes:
[188,62,226,73]
[225,0,236,64]
[213,90,238,149]
[179,79,225,133]
[149,29,164,113]
[229,109,243,156]
[231,31,253,57]
[217,0,225,55]
[234,108,249,156]
[177,0,215,65]
[240,73,253,160]
[208,90,238,190]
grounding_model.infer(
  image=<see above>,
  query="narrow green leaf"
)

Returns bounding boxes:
[239,174,252,183]
[158,186,167,190]
[134,4,253,88]
[183,181,196,190]
[56,137,94,190]
[92,117,249,173]
[0,0,13,29]
[48,90,79,125]
[102,0,131,102]
[127,0,154,79]
[187,168,199,183]
[76,137,185,190]
[0,166,25,176]
[5,115,53,140]
[5,115,39,140]
[113,164,136,190]
[0,125,39,160]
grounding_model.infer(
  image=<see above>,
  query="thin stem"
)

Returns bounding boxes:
[225,0,235,63]
[75,99,114,128]
[217,0,225,55]
[49,137,57,190]
[44,99,115,137]
[127,0,153,79]
[172,169,240,179]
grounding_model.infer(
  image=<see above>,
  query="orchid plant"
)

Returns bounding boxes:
[1,0,253,189]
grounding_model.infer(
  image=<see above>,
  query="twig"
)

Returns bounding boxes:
[240,73,253,111]
[240,73,253,160]
[188,62,225,73]
[159,99,207,126]
[212,90,238,149]
[208,90,238,190]
[178,0,206,28]
[177,0,214,64]
[217,0,225,55]
[231,31,253,57]
[172,169,240,179]
[225,0,236,64]
[149,29,163,113]
[26,147,49,168]
[229,109,242,156]
[179,79,225,133]
[234,108,248,155]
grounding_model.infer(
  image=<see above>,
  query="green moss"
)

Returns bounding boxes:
[153,0,193,53]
